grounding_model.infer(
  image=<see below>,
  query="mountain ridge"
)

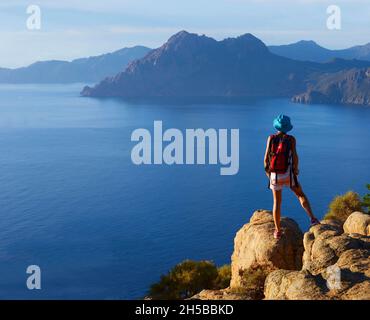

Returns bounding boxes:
[81,31,370,105]
[269,40,370,62]
[0,46,151,83]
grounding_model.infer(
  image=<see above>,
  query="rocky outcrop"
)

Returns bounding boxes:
[264,269,329,300]
[292,68,370,106]
[343,211,370,236]
[230,210,303,288]
[192,210,370,300]
[265,218,370,300]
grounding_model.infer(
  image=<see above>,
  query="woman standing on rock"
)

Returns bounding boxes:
[264,115,320,239]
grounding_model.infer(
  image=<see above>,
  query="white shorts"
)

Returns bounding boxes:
[269,167,296,191]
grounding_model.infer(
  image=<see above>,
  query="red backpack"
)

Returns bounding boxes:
[268,134,292,174]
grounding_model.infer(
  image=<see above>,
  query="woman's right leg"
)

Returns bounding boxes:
[272,189,282,231]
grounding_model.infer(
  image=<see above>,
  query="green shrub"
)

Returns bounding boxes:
[230,264,274,300]
[362,184,370,213]
[240,266,267,291]
[148,260,230,300]
[213,264,231,289]
[324,191,363,223]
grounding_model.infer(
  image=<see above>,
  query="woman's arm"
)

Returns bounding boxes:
[264,136,271,176]
[290,136,299,175]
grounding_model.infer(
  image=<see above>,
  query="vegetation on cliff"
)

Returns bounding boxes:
[148,260,230,300]
[363,184,370,213]
[148,186,370,300]
[324,191,364,223]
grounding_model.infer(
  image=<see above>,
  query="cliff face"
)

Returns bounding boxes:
[192,210,370,300]
[292,68,370,106]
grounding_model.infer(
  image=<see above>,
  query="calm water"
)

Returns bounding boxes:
[0,84,369,299]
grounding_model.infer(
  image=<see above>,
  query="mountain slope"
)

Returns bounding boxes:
[0,46,151,83]
[81,31,370,100]
[292,68,370,106]
[269,40,370,62]
[81,31,314,98]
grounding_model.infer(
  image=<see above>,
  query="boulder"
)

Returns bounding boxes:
[275,215,370,300]
[302,221,369,276]
[264,270,329,300]
[230,210,303,288]
[343,211,370,236]
[341,281,370,300]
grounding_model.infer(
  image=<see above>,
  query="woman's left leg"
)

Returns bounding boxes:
[290,183,316,220]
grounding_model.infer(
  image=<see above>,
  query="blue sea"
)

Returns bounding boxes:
[0,84,368,299]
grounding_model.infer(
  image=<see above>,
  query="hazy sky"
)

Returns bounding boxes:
[1,0,370,68]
